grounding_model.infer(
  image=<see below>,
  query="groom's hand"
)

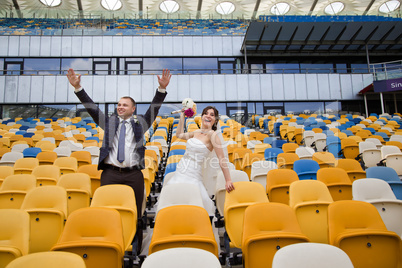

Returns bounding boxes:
[157,69,172,89]
[67,68,81,90]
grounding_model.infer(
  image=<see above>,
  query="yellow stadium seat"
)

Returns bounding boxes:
[224,181,269,249]
[149,205,218,257]
[328,200,401,268]
[13,158,39,174]
[52,207,125,268]
[21,186,67,253]
[90,185,137,251]
[317,168,353,201]
[0,209,29,268]
[0,174,36,209]
[6,251,86,268]
[58,173,92,216]
[77,164,102,195]
[266,169,299,205]
[54,157,78,175]
[289,180,333,243]
[242,203,309,268]
[32,164,60,186]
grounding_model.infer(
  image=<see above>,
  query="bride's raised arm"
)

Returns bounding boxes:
[175,109,195,140]
[211,131,235,193]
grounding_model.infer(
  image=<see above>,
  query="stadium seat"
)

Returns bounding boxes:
[149,205,218,256]
[328,200,401,268]
[21,185,67,253]
[266,169,299,205]
[77,164,102,195]
[295,146,315,160]
[13,157,39,174]
[250,160,277,189]
[312,152,336,168]
[336,159,366,182]
[272,243,353,268]
[53,146,72,157]
[54,157,78,175]
[142,248,221,268]
[57,173,92,216]
[289,180,333,243]
[215,170,250,216]
[0,152,23,167]
[264,148,284,163]
[6,251,86,268]
[366,166,402,200]
[359,141,382,168]
[317,168,352,201]
[36,151,58,165]
[224,181,268,249]
[276,152,299,169]
[90,185,137,251]
[32,164,60,186]
[0,174,36,209]
[51,207,125,268]
[353,178,402,237]
[242,203,309,268]
[70,151,92,168]
[293,159,320,180]
[0,209,29,268]
[0,166,14,187]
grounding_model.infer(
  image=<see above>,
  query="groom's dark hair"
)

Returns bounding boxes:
[202,106,219,131]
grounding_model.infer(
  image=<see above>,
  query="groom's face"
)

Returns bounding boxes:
[117,98,136,119]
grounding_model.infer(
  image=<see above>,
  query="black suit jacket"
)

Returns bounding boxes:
[75,88,167,170]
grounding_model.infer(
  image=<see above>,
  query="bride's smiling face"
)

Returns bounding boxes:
[202,109,216,129]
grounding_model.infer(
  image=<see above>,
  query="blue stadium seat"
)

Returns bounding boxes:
[23,147,42,158]
[264,148,283,163]
[293,159,320,180]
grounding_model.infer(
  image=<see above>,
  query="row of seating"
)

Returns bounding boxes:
[0,183,140,268]
[0,18,248,36]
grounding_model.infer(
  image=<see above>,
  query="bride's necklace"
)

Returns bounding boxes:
[199,129,210,134]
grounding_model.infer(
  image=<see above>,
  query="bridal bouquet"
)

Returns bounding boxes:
[182,98,197,118]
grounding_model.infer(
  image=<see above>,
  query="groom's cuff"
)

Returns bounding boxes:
[157,87,166,94]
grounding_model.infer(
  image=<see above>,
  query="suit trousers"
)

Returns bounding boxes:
[101,167,144,253]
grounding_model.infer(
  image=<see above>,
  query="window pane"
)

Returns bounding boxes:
[62,58,92,75]
[285,102,324,114]
[0,58,4,72]
[5,63,22,75]
[24,58,60,75]
[126,63,142,75]
[300,63,333,73]
[219,63,234,74]
[183,58,218,74]
[250,64,264,74]
[266,63,299,74]
[94,63,110,75]
[351,64,368,73]
[325,101,341,114]
[143,58,182,74]
[336,63,347,73]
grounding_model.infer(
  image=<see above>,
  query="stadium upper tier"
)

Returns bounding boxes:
[0,16,401,36]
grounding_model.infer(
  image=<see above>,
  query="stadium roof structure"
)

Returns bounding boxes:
[0,0,401,20]
[241,20,402,57]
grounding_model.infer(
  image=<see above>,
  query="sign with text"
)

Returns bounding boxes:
[373,77,402,93]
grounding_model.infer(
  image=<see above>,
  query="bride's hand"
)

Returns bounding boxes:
[225,181,235,193]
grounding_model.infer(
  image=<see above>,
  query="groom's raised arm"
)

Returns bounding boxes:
[142,69,171,131]
[67,68,106,129]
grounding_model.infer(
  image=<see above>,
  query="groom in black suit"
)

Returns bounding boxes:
[67,68,171,253]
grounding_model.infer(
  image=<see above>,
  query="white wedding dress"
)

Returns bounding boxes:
[165,137,215,215]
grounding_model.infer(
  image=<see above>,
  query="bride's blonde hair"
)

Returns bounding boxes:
[201,106,219,131]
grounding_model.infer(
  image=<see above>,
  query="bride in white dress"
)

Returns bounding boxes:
[165,106,235,215]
